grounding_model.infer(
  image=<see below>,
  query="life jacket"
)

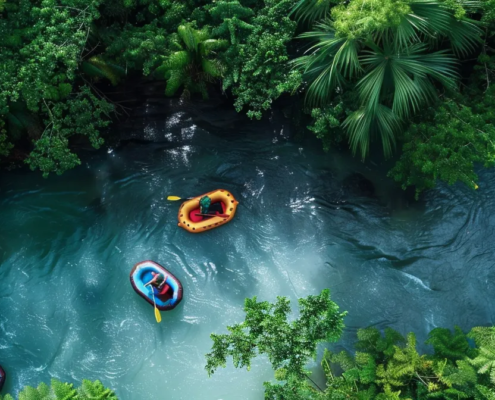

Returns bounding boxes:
[151,274,165,287]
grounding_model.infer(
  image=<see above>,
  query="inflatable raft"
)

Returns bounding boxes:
[130,261,183,311]
[0,365,5,391]
[178,189,238,233]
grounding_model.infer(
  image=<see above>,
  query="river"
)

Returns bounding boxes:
[1,94,494,399]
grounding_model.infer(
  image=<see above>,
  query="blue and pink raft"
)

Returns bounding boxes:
[0,365,5,391]
[130,260,183,311]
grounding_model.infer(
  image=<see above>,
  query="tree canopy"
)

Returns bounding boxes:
[1,0,495,196]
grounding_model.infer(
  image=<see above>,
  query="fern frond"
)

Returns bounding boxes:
[51,379,78,399]
[440,360,477,387]
[470,345,495,380]
[18,382,50,399]
[427,327,474,361]
[78,379,118,399]
[356,352,377,384]
[469,327,495,348]
[476,384,495,400]
[330,350,357,371]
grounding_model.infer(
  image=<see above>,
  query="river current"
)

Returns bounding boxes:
[1,95,494,399]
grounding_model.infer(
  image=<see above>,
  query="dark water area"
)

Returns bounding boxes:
[0,91,494,399]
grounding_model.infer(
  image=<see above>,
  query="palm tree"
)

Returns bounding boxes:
[157,25,228,99]
[293,0,482,158]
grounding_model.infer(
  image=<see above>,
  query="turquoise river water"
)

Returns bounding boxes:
[1,97,494,399]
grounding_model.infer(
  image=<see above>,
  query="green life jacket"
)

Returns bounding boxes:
[199,196,211,214]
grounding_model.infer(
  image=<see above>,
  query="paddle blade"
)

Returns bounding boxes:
[154,306,162,323]
[167,196,182,201]
[195,213,230,218]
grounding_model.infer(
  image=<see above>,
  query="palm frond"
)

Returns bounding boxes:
[390,63,425,117]
[409,0,481,55]
[290,0,335,25]
[374,104,399,157]
[201,39,229,56]
[394,14,423,48]
[446,18,482,57]
[165,70,185,96]
[295,23,361,106]
[178,25,198,52]
[418,50,459,88]
[343,107,374,159]
[409,0,452,35]
[195,28,211,44]
[355,57,386,108]
[164,51,192,70]
[202,59,224,78]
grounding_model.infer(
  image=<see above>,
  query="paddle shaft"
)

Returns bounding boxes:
[150,288,162,323]
[195,213,229,218]
[167,196,194,201]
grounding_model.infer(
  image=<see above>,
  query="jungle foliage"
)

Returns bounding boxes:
[205,289,347,398]
[2,0,495,197]
[293,0,495,195]
[0,378,117,400]
[206,291,495,400]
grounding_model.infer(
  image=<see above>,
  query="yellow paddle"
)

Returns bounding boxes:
[150,288,162,323]
[167,196,196,201]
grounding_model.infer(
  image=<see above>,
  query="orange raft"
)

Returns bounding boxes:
[177,189,238,233]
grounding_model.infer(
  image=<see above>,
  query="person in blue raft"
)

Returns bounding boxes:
[144,271,168,294]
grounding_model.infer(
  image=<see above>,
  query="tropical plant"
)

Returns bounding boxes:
[205,289,347,398]
[469,327,495,384]
[24,86,112,177]
[0,0,116,176]
[426,326,477,362]
[225,0,302,119]
[290,0,337,26]
[388,94,495,197]
[322,325,495,400]
[102,21,170,76]
[206,288,495,400]
[156,24,227,99]
[209,0,255,91]
[294,0,482,158]
[0,378,117,400]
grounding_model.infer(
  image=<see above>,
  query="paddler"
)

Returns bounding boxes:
[144,271,167,291]
[199,195,223,216]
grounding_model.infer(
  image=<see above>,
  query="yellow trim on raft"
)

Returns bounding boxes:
[177,189,239,233]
